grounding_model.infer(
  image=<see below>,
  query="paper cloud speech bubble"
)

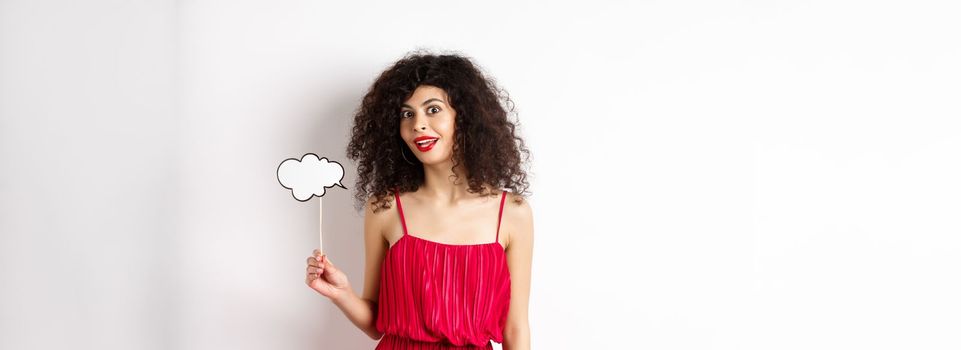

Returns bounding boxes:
[277,153,347,201]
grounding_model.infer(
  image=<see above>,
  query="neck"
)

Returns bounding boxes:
[418,157,474,205]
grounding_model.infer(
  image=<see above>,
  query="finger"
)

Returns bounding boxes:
[307,257,319,267]
[321,259,336,274]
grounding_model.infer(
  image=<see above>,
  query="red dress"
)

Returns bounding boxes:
[375,189,511,349]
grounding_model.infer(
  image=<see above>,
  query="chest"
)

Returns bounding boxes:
[391,197,507,246]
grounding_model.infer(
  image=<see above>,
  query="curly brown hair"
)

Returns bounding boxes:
[346,49,531,213]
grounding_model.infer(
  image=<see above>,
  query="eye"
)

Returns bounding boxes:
[401,106,440,118]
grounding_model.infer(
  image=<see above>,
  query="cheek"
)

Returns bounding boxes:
[439,117,456,138]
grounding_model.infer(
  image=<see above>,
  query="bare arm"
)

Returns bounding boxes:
[330,199,387,340]
[503,195,533,350]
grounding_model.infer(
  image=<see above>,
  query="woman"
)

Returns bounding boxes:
[305,50,534,350]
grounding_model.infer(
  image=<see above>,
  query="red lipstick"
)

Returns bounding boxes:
[414,136,439,152]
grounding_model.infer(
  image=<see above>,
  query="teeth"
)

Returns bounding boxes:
[416,139,437,145]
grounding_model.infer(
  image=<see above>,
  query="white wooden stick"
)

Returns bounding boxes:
[318,196,324,254]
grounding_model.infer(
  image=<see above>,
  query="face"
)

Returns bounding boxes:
[399,85,457,165]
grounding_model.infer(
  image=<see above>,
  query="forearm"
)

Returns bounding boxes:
[503,324,530,350]
[332,289,382,340]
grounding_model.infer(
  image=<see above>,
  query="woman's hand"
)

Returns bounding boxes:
[305,249,351,301]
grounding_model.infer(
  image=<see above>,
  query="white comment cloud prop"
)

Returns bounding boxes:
[277,153,347,201]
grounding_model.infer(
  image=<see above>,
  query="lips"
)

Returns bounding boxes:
[414,136,439,152]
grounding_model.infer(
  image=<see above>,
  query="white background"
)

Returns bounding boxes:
[2,0,959,349]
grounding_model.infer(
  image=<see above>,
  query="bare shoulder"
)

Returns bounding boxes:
[364,194,396,241]
[502,191,533,247]
[503,191,532,214]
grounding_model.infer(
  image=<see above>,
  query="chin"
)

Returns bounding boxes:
[417,157,443,165]
[415,152,451,165]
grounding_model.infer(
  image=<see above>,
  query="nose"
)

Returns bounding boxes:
[413,115,428,131]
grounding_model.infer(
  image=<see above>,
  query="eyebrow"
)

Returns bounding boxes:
[401,98,445,109]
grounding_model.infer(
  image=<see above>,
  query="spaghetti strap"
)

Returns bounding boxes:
[394,189,408,236]
[495,190,507,243]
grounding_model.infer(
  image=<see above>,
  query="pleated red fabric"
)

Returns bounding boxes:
[374,189,511,350]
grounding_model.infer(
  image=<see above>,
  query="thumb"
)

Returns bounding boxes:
[322,256,339,274]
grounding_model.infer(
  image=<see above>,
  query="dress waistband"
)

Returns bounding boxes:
[375,334,493,350]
